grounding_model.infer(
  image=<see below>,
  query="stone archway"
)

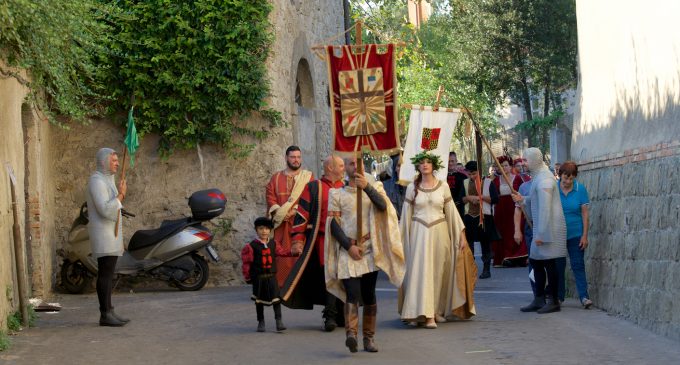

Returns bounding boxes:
[292,58,319,175]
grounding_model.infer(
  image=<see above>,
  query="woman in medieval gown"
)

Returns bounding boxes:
[398,152,476,328]
[492,156,529,267]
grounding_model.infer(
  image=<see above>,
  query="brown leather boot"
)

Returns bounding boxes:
[362,304,378,352]
[344,303,359,353]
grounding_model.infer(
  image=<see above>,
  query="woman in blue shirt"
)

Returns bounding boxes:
[558,161,593,308]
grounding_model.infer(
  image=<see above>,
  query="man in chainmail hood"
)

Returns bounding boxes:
[86,148,129,326]
[512,147,566,314]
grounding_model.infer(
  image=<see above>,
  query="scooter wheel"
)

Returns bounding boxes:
[60,260,93,294]
[175,254,209,291]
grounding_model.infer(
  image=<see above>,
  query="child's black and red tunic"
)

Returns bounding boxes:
[241,239,291,305]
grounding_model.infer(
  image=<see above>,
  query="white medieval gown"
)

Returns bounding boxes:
[398,179,477,321]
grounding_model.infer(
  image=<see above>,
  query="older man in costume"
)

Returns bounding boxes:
[512,148,567,314]
[265,145,313,287]
[280,155,345,331]
[86,148,129,327]
[325,157,405,353]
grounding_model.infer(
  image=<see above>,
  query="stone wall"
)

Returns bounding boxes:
[22,106,57,299]
[0,62,29,330]
[49,0,345,287]
[577,148,680,341]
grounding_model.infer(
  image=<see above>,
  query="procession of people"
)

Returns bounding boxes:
[87,142,591,353]
[238,143,590,353]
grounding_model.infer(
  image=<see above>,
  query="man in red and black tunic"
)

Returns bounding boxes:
[281,155,346,332]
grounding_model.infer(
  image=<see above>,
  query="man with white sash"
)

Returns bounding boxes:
[265,146,313,287]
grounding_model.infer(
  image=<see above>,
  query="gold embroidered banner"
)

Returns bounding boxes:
[326,44,400,155]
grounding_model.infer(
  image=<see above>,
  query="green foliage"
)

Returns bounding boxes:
[515,109,564,149]
[0,330,9,351]
[100,0,279,156]
[5,305,37,332]
[6,311,21,332]
[443,0,577,121]
[0,0,113,124]
[2,0,282,157]
[212,217,234,238]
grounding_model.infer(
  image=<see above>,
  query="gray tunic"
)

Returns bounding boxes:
[86,149,124,258]
[523,169,566,260]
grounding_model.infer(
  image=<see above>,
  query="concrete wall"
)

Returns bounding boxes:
[0,62,29,330]
[49,0,345,287]
[573,0,680,340]
[572,0,680,161]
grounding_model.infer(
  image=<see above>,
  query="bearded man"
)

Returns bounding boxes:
[280,155,346,331]
[265,146,314,287]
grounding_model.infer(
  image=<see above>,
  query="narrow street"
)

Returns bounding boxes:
[2,253,679,365]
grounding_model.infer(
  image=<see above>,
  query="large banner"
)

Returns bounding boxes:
[399,106,461,183]
[325,44,401,156]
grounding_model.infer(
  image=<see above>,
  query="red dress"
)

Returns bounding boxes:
[492,175,528,266]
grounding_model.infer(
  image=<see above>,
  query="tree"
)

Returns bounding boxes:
[449,0,577,147]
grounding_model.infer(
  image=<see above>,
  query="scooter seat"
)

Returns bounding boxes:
[128,218,191,251]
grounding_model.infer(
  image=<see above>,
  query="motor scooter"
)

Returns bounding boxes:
[59,189,225,294]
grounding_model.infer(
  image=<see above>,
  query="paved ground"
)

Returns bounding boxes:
[2,254,680,365]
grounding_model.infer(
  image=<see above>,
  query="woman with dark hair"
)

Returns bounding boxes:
[557,161,593,308]
[399,152,476,328]
[492,156,528,267]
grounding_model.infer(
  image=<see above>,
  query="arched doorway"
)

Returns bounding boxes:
[292,58,319,175]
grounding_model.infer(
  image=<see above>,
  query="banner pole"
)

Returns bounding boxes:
[464,109,532,228]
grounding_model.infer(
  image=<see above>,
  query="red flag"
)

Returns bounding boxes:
[325,44,400,155]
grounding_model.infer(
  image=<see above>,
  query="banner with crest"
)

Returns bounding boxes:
[326,44,400,155]
[399,106,461,183]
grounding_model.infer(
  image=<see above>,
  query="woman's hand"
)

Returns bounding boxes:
[459,236,469,252]
[514,231,523,244]
[579,236,588,250]
[511,192,523,203]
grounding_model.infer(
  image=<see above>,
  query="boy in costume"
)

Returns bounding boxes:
[241,217,299,332]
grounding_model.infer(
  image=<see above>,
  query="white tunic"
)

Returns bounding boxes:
[326,186,377,279]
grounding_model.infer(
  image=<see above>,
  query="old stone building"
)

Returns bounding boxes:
[572,0,680,340]
[0,0,345,330]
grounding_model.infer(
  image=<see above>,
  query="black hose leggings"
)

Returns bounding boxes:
[342,271,379,305]
[97,256,118,312]
[529,258,558,301]
[256,303,282,321]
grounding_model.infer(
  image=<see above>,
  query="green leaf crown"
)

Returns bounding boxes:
[410,151,444,172]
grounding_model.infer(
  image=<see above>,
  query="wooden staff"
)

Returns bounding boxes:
[463,109,532,228]
[6,164,29,326]
[113,148,127,238]
[433,85,444,111]
[355,23,364,244]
